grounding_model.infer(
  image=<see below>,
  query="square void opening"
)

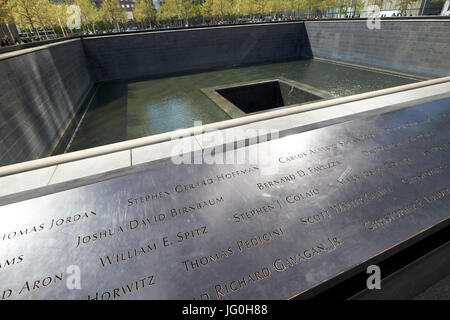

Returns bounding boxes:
[216,80,323,113]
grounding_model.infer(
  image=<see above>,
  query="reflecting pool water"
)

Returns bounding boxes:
[65,59,419,152]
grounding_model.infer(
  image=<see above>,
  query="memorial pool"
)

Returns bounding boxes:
[64,59,420,153]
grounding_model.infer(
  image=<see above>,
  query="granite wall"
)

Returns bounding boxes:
[0,39,92,166]
[82,23,311,82]
[304,20,450,78]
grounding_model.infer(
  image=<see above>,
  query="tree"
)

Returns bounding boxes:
[304,0,322,17]
[255,0,269,16]
[234,0,265,18]
[0,0,16,40]
[51,3,70,37]
[191,0,203,21]
[201,0,213,21]
[336,0,351,17]
[0,0,11,24]
[396,0,419,14]
[290,0,309,18]
[284,0,296,14]
[180,0,194,25]
[100,0,126,32]
[160,0,179,22]
[265,0,284,18]
[241,0,258,18]
[134,0,156,28]
[210,0,233,21]
[43,1,71,37]
[8,0,38,35]
[9,0,63,39]
[367,0,392,10]
[75,0,100,33]
[319,0,338,16]
[350,0,365,15]
[32,0,56,38]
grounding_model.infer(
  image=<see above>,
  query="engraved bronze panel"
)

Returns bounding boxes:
[0,98,449,300]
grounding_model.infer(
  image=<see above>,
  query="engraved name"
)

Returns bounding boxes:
[401,161,449,185]
[300,186,393,226]
[362,131,434,156]
[169,196,224,218]
[337,157,410,185]
[128,191,171,207]
[172,167,259,195]
[213,267,271,299]
[279,134,375,164]
[364,187,449,231]
[88,275,156,300]
[0,255,24,270]
[424,142,449,156]
[176,225,208,243]
[233,201,281,223]
[257,160,342,191]
[273,236,343,272]
[182,247,234,272]
[1,211,97,243]
[99,242,161,267]
[236,228,284,253]
[75,214,166,248]
[181,228,284,273]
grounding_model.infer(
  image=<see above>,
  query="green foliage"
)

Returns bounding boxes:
[240,0,258,16]
[134,0,156,26]
[201,0,213,18]
[160,0,180,20]
[0,0,12,23]
[100,0,126,30]
[8,0,39,31]
[75,0,100,28]
[264,0,284,17]
[210,0,233,18]
[318,0,338,11]
[367,0,391,8]
[191,0,203,17]
[396,0,420,12]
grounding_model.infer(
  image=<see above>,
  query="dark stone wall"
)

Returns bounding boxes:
[304,20,450,78]
[83,23,311,82]
[83,20,450,82]
[0,40,92,166]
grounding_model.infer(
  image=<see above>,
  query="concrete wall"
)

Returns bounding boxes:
[304,20,450,78]
[0,39,92,166]
[83,23,311,82]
